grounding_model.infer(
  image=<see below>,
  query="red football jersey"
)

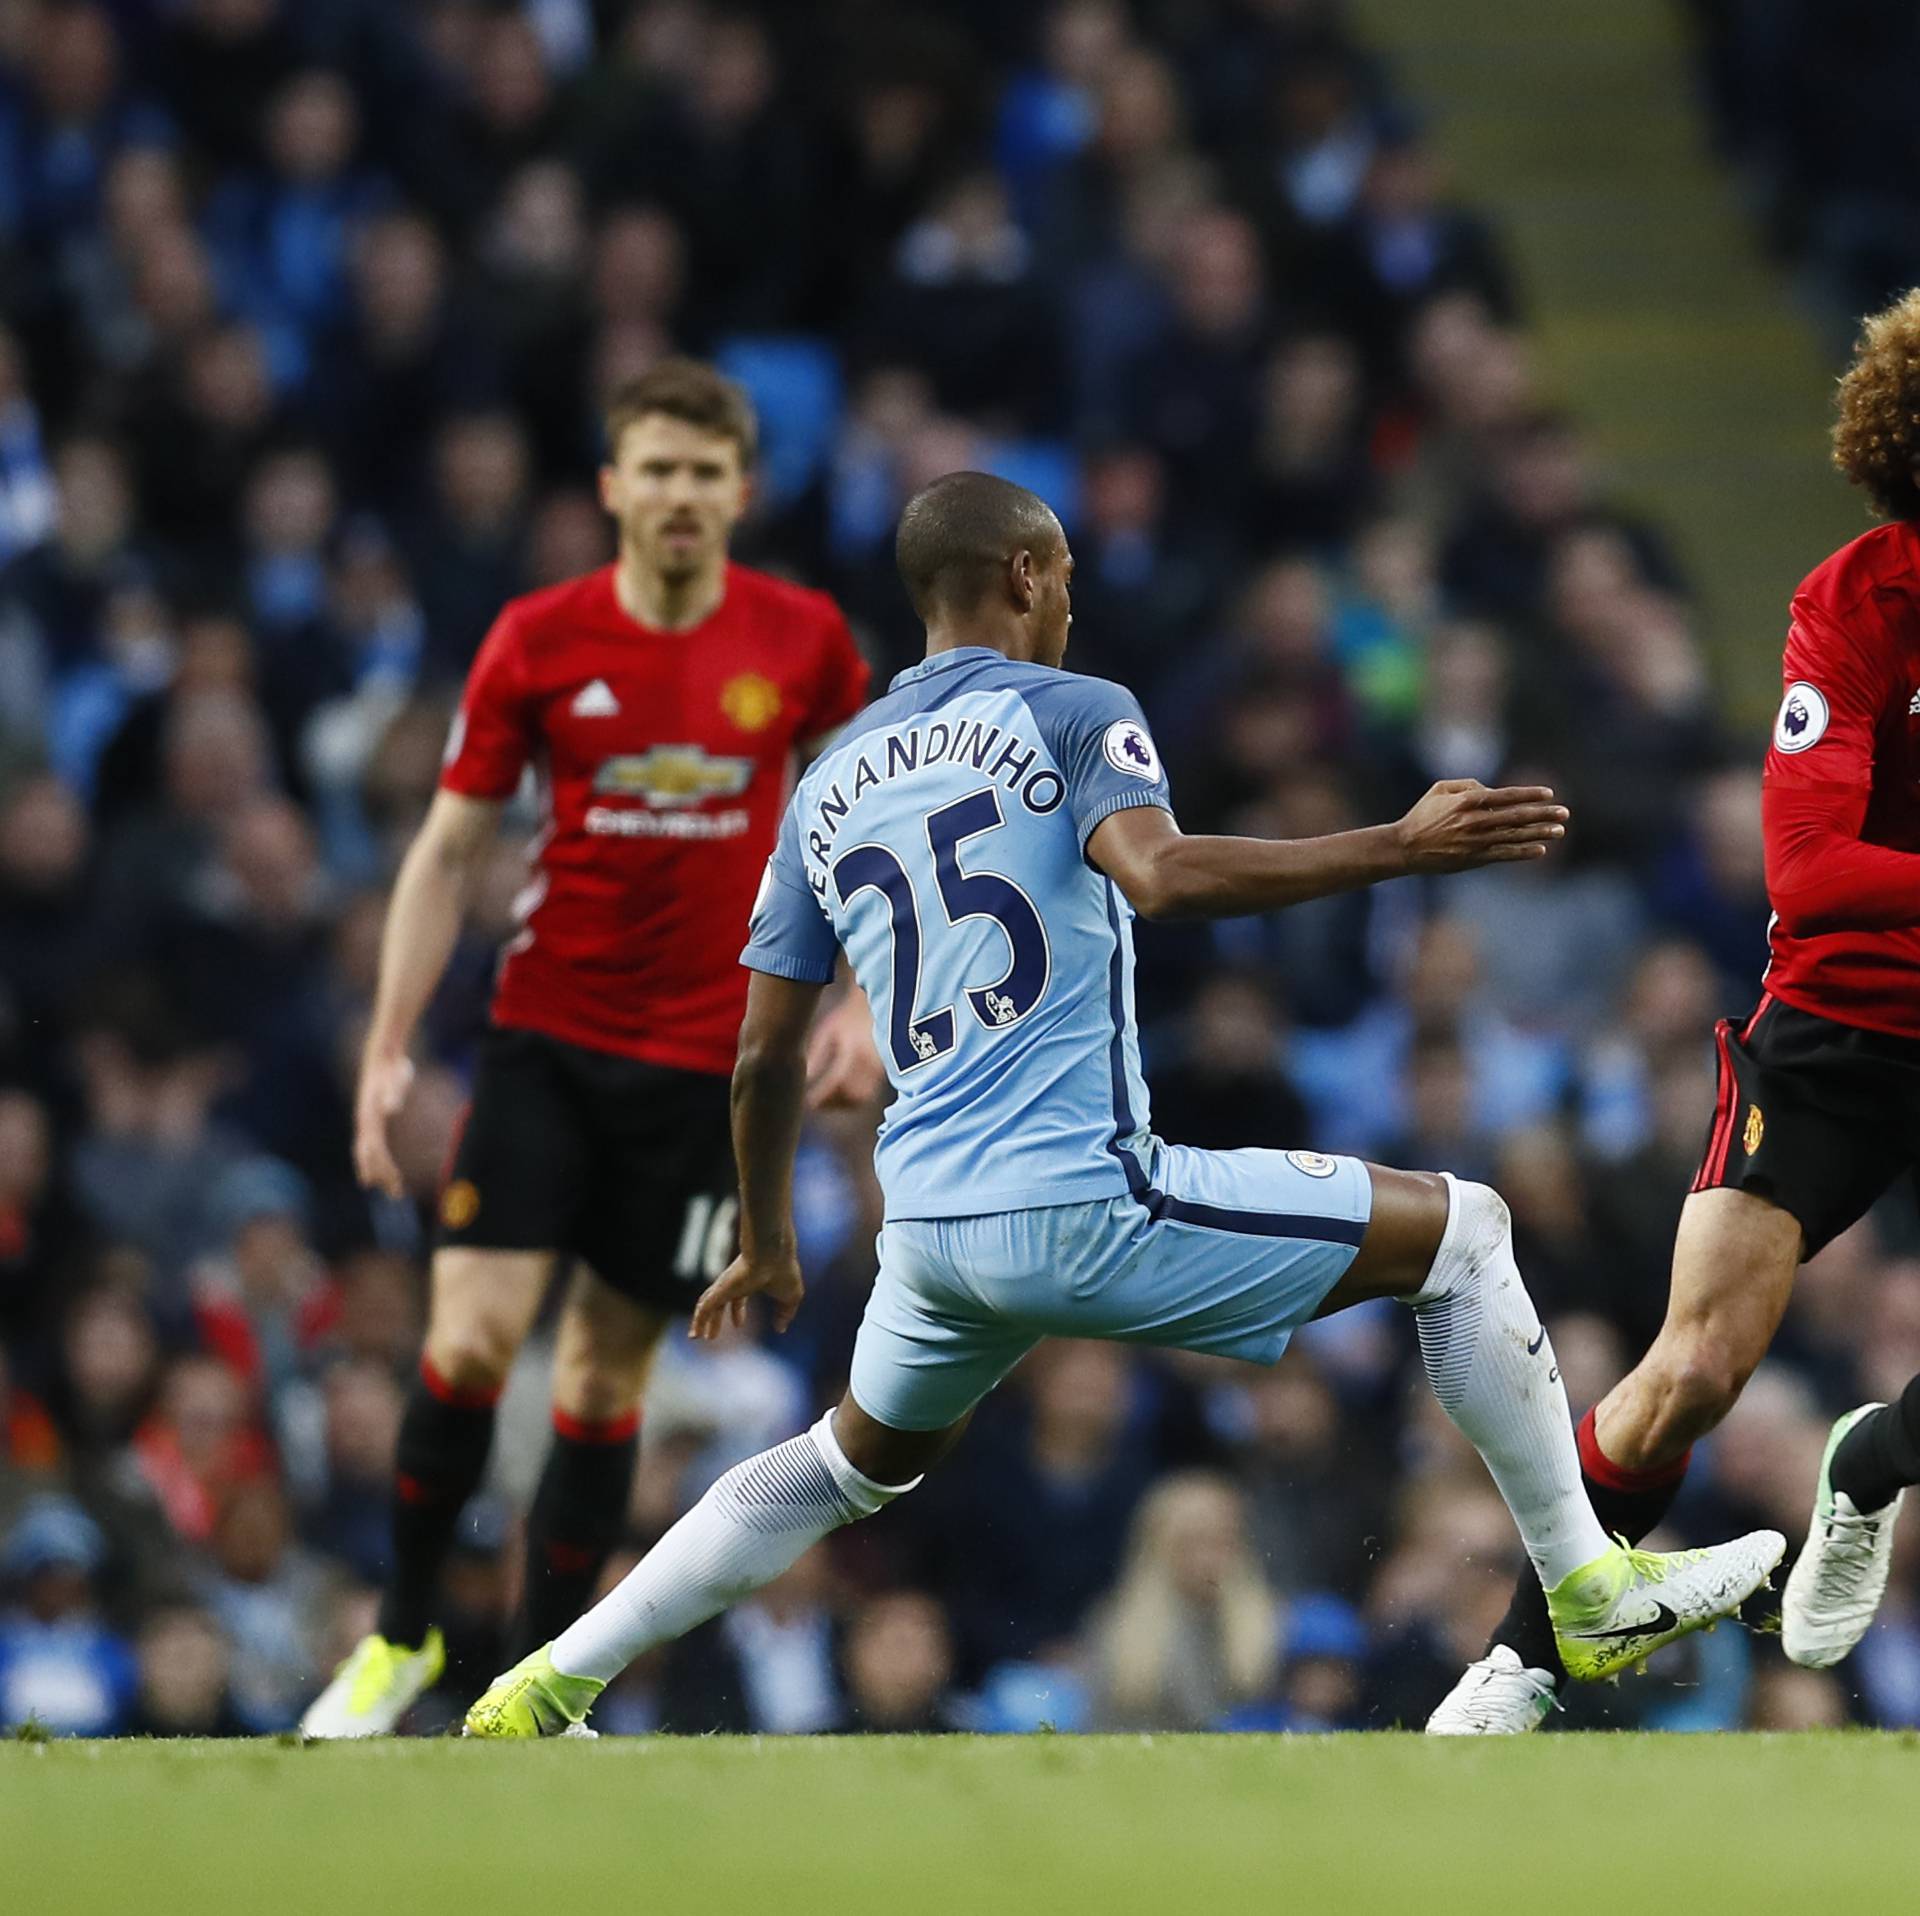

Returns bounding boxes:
[1761,520,1920,1039]
[440,563,869,1072]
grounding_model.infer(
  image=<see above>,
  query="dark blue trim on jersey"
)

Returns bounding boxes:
[1101,881,1152,1196]
[1100,886,1367,1249]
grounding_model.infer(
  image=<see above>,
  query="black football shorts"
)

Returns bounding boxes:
[1693,993,1920,1258]
[436,1025,737,1311]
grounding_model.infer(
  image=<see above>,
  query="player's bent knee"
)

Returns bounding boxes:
[423,1302,522,1390]
[422,1328,513,1391]
[1449,1177,1511,1243]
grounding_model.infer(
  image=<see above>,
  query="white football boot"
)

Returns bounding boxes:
[1425,1646,1559,1735]
[1784,1404,1905,1670]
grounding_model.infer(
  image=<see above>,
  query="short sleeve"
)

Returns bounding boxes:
[800,603,870,743]
[741,803,840,983]
[441,610,534,799]
[1034,676,1174,849]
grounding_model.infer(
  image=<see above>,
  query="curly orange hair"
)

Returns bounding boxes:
[1833,290,1920,520]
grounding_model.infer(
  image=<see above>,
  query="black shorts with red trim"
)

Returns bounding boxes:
[1692,992,1920,1258]
[436,1026,737,1312]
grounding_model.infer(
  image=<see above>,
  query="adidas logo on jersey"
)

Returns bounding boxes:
[1909,688,1920,717]
[572,679,621,717]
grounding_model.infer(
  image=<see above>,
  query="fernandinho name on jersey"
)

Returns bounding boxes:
[797,715,1068,872]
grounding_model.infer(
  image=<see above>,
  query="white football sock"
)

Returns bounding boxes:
[550,1410,915,1684]
[1402,1174,1611,1590]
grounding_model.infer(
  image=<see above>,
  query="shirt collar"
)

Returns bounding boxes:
[888,646,1008,691]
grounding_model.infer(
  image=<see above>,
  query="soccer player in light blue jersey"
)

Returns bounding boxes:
[468,474,1782,1736]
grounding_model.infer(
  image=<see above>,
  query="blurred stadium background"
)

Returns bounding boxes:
[0,0,1915,1741]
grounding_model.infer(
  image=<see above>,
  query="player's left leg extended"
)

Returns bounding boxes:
[469,1208,1028,1734]
[466,1397,961,1736]
[512,1267,669,1656]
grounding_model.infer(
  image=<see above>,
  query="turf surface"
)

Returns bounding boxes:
[6,1732,1915,1915]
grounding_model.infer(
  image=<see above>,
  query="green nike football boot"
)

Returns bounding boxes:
[1549,1530,1785,1681]
[463,1645,604,1739]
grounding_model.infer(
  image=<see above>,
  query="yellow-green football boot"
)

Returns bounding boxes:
[463,1645,604,1739]
[1549,1530,1785,1681]
[300,1628,445,1738]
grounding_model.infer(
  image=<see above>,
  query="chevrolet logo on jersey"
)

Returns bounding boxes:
[594,746,754,808]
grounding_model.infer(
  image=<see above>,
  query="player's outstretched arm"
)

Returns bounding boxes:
[1088,779,1568,922]
[693,970,828,1340]
[354,789,502,1197]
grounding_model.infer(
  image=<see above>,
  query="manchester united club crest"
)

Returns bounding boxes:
[441,1179,480,1229]
[1743,1104,1765,1156]
[721,672,782,732]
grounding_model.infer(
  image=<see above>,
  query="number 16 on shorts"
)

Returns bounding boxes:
[674,1192,740,1282]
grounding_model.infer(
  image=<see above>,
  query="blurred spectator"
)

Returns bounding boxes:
[908,1342,1151,1679]
[197,1477,329,1729]
[407,412,531,673]
[0,1494,136,1734]
[128,1602,248,1735]
[300,1358,399,1582]
[1146,971,1309,1154]
[1229,1353,1391,1600]
[0,327,56,566]
[1125,208,1270,523]
[1088,1473,1280,1730]
[841,1589,962,1733]
[132,1354,273,1545]
[862,171,1063,433]
[205,69,389,390]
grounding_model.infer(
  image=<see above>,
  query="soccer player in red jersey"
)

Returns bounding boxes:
[1430,292,1920,1731]
[302,360,877,1736]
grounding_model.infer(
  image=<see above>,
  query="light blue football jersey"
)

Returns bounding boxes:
[741,645,1173,1220]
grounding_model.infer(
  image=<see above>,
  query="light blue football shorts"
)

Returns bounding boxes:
[848,1144,1374,1432]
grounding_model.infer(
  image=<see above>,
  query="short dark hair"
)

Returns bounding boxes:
[894,471,1062,618]
[603,358,757,465]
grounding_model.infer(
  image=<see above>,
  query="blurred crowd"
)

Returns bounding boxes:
[0,0,1913,1741]
[1686,0,1920,328]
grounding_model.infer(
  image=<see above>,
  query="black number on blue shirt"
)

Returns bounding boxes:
[926,789,1050,1033]
[831,789,1051,1072]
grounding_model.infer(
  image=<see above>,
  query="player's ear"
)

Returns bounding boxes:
[596,464,618,514]
[1009,548,1036,613]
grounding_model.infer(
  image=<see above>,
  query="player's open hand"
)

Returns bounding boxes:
[693,1249,805,1339]
[1395,780,1568,874]
[353,1049,415,1198]
[806,988,886,1109]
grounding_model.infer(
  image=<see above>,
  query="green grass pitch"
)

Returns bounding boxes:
[6,1732,1917,1915]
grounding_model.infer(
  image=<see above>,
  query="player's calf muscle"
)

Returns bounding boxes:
[1594,1190,1801,1467]
[550,1287,667,1421]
